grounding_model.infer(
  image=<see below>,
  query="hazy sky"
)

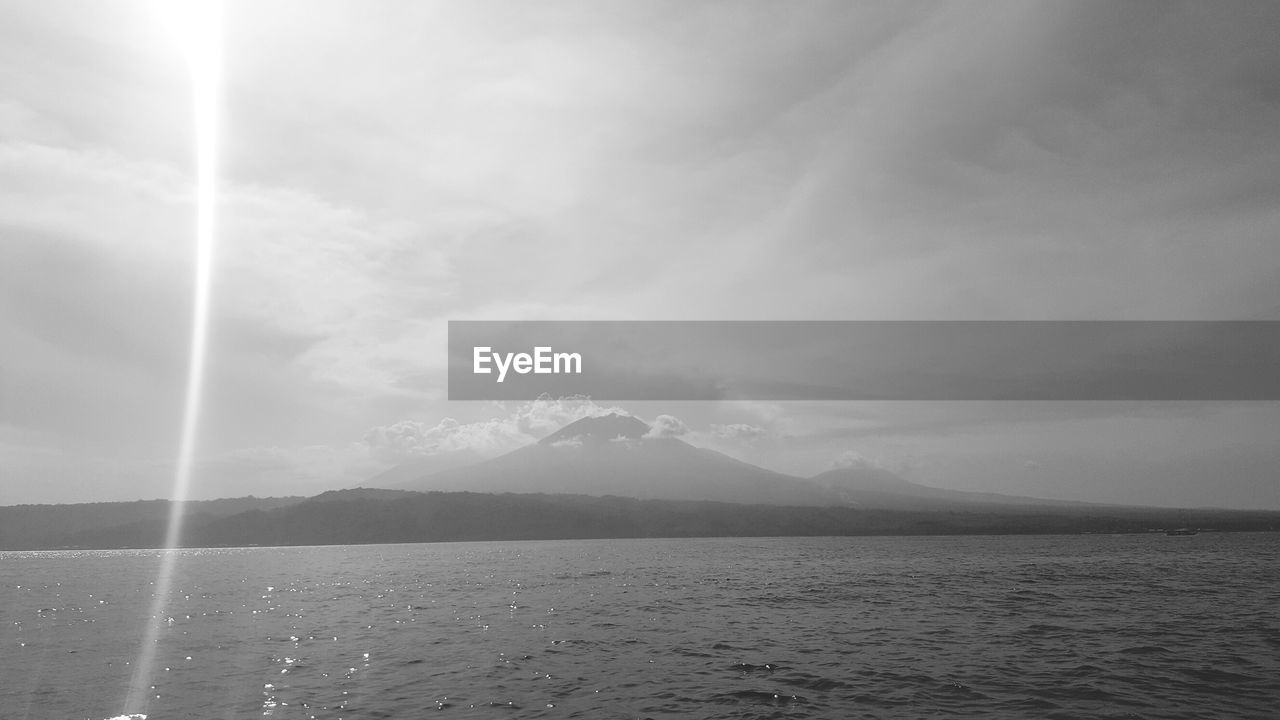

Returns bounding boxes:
[2,1,1278,508]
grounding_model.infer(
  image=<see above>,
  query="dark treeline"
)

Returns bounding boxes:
[2,489,1277,550]
[0,495,305,550]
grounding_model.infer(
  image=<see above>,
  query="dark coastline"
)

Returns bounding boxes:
[3,489,1277,551]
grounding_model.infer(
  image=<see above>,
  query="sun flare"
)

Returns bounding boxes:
[125,1,222,715]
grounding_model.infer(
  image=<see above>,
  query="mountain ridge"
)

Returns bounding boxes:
[386,413,1083,511]
[389,413,837,505]
[9,415,1259,551]
[3,488,1276,550]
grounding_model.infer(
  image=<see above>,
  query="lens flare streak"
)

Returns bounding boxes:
[124,1,221,715]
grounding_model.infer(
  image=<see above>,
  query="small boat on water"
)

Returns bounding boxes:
[1165,528,1198,536]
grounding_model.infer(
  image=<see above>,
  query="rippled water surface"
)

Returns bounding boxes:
[2,534,1279,719]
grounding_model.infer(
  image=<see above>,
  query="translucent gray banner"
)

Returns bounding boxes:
[447,321,1280,401]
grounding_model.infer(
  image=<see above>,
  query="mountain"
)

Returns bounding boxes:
[541,413,651,445]
[6,417,1278,550]
[5,489,1279,549]
[390,413,838,506]
[0,495,307,550]
[386,413,1096,510]
[812,462,1092,510]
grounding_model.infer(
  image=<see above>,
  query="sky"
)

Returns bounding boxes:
[2,0,1278,508]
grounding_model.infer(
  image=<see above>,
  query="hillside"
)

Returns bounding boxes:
[390,413,837,506]
[2,489,1277,550]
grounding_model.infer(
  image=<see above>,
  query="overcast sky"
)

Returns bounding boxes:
[2,1,1278,508]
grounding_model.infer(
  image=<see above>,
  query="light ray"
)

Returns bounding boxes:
[123,1,221,716]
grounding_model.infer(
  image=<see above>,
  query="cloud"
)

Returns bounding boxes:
[0,139,452,444]
[362,395,627,462]
[362,419,466,462]
[644,414,688,439]
[5,3,1280,509]
[710,423,770,445]
[832,450,879,470]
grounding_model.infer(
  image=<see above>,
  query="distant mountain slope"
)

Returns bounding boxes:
[386,414,1094,510]
[540,413,651,445]
[391,414,837,506]
[812,464,1093,510]
[0,495,306,550]
[4,489,1278,550]
[7,418,1276,551]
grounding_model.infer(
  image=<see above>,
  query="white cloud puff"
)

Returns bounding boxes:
[710,423,770,445]
[363,394,627,462]
[833,450,879,470]
[644,414,688,439]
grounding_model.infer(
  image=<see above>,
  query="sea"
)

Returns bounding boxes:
[2,533,1278,719]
